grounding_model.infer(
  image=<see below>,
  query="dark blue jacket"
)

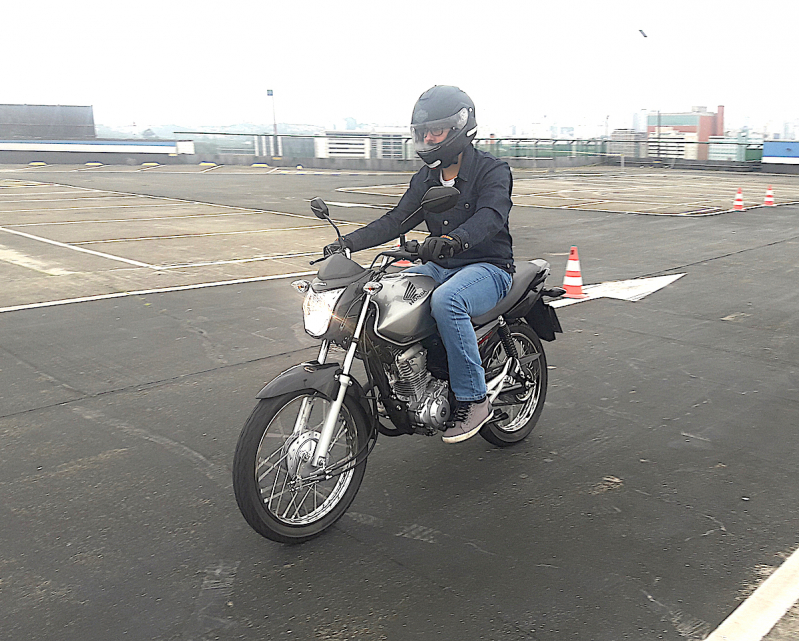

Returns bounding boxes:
[343,144,515,272]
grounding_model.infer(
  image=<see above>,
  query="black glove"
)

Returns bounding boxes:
[418,234,462,264]
[323,237,353,257]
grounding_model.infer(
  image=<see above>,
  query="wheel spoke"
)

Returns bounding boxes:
[291,487,314,519]
[256,450,289,483]
[251,393,358,526]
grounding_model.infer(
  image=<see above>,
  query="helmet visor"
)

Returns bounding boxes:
[411,108,469,152]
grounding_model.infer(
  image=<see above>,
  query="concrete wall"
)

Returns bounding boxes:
[0,151,186,165]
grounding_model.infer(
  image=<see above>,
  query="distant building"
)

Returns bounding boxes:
[609,129,648,157]
[315,130,412,160]
[647,106,724,160]
[708,129,763,162]
[0,104,96,139]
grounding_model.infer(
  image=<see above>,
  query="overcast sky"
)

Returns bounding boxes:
[3,0,797,136]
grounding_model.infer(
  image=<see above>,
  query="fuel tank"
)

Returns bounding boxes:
[371,273,437,346]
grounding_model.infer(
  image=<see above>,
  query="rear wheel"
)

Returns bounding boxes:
[479,323,547,446]
[233,391,368,543]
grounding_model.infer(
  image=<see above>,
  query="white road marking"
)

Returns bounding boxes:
[550,274,685,307]
[2,202,181,213]
[0,269,317,314]
[705,546,799,641]
[0,225,155,268]
[0,196,140,203]
[158,251,320,270]
[0,245,74,275]
[0,190,114,197]
[5,209,315,228]
[323,200,392,209]
[71,224,333,245]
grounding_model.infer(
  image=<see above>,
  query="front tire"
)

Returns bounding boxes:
[479,323,548,447]
[233,390,369,543]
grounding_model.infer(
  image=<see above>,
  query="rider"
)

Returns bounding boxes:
[325,85,514,444]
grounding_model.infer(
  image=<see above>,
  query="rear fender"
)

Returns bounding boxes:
[524,298,563,341]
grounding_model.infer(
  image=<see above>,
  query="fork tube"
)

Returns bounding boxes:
[311,295,372,468]
[317,340,330,365]
[291,340,331,436]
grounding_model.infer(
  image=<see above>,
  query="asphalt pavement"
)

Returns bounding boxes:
[1,165,798,640]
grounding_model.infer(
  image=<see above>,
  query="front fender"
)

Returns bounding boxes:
[255,362,374,424]
[256,361,341,399]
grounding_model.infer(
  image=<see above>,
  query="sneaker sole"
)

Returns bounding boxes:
[441,412,493,444]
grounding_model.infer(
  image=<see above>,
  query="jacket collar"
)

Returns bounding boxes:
[423,143,476,185]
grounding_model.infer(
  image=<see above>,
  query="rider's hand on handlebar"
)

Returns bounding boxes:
[418,234,462,263]
[323,237,353,258]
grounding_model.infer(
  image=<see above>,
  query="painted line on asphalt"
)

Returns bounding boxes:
[156,251,320,270]
[0,196,140,204]
[4,210,297,228]
[2,202,181,213]
[0,225,155,268]
[0,270,317,314]
[71,224,335,245]
[324,200,392,210]
[0,190,111,197]
[705,545,799,641]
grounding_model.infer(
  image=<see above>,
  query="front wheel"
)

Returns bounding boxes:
[479,323,548,447]
[233,390,369,543]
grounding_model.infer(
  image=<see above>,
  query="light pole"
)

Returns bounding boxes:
[268,89,278,157]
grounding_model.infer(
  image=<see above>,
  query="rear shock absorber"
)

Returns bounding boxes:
[497,317,519,359]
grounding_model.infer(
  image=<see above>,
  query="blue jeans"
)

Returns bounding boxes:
[405,262,512,401]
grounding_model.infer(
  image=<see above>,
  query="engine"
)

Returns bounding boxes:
[388,344,450,431]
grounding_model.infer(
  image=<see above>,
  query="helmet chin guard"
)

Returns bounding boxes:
[411,86,477,168]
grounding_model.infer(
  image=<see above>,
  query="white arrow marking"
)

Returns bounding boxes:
[550,274,685,307]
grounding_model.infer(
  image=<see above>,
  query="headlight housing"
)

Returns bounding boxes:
[302,287,346,337]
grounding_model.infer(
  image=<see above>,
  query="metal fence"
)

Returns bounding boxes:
[174,132,764,165]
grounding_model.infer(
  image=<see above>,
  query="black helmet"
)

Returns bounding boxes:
[411,85,477,168]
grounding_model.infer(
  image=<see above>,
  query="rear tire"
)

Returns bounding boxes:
[479,323,547,447]
[233,391,369,544]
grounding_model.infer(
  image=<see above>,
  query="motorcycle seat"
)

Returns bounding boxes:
[471,260,550,326]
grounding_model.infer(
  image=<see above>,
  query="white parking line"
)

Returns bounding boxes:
[0,191,113,197]
[0,196,140,203]
[5,209,311,228]
[705,546,799,641]
[0,270,316,314]
[3,203,181,213]
[71,224,334,245]
[158,251,319,269]
[0,225,155,268]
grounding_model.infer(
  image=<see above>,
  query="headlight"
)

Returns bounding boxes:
[303,287,346,337]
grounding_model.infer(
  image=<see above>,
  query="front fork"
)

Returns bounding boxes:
[310,288,375,469]
[290,341,330,436]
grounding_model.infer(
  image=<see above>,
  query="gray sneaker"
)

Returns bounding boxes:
[442,398,493,443]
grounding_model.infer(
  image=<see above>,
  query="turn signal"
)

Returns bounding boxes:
[291,279,311,294]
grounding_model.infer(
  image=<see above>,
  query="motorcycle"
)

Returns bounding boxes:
[232,186,564,543]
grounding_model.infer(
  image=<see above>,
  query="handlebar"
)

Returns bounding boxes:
[376,238,421,263]
[311,239,422,267]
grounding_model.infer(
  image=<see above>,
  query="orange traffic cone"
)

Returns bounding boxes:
[764,185,775,206]
[563,246,588,299]
[733,188,745,211]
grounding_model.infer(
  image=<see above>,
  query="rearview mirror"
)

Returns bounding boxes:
[310,197,330,219]
[421,186,460,214]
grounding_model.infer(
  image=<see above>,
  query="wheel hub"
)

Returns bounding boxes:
[282,431,321,480]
